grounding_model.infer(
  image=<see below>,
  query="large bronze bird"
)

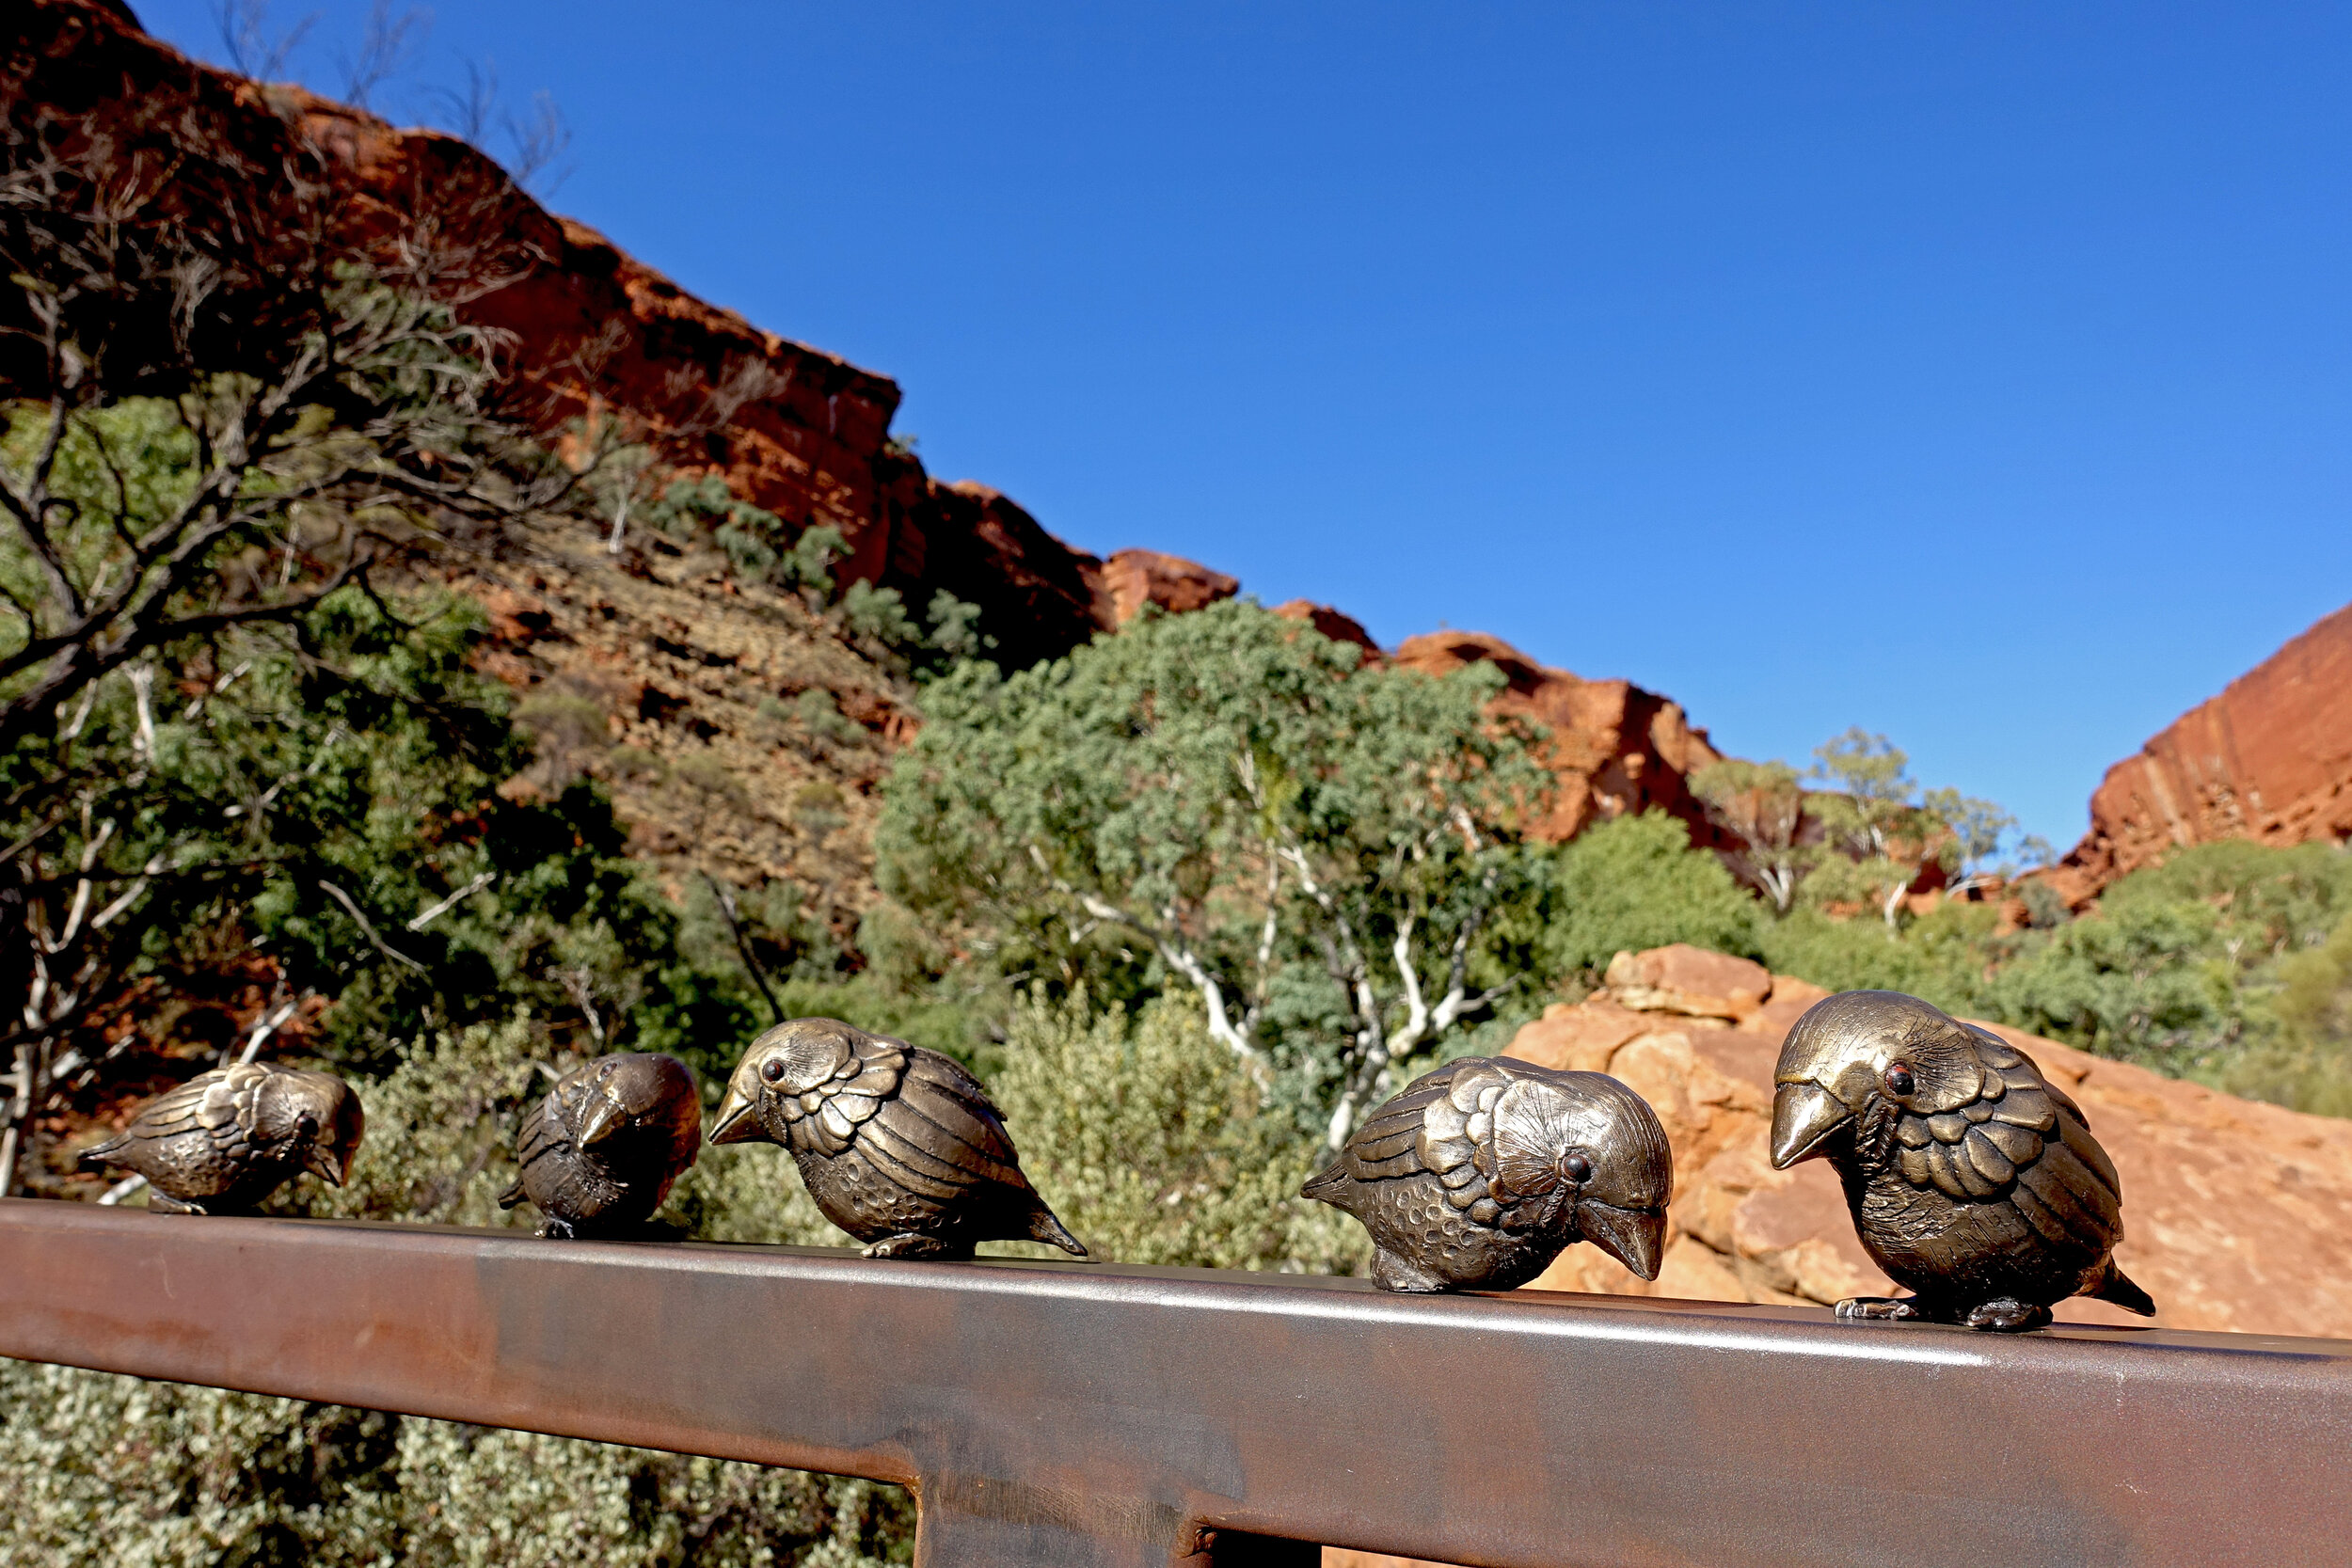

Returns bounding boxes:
[499,1052,703,1239]
[78,1062,364,1214]
[709,1017,1086,1259]
[1771,990,2155,1332]
[1303,1056,1672,1293]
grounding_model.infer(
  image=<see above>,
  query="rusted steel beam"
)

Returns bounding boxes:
[2,1199,2347,1567]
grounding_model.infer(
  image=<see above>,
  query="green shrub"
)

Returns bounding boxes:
[985,991,1365,1273]
[1525,812,1764,981]
[2210,909,2352,1117]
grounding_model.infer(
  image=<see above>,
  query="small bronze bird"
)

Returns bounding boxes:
[1302,1056,1672,1293]
[78,1062,364,1215]
[708,1017,1086,1259]
[1771,990,2156,1332]
[499,1052,703,1239]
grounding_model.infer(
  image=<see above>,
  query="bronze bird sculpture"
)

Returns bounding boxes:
[1302,1056,1672,1293]
[499,1052,703,1240]
[77,1061,364,1215]
[708,1017,1087,1259]
[1771,990,2155,1332]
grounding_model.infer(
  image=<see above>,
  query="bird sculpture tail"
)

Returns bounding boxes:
[1027,1202,1089,1258]
[2090,1259,2157,1317]
[1298,1160,1347,1204]
[75,1136,127,1171]
[495,1180,525,1211]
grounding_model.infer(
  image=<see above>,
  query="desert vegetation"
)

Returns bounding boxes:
[5,8,2351,1562]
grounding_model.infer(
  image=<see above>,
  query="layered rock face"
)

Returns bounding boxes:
[2049,600,2352,903]
[11,0,1222,669]
[1504,944,2352,1338]
[1390,632,1729,846]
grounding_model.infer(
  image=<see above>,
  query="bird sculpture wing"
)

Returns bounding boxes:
[771,1035,1033,1201]
[83,1064,268,1172]
[499,1084,567,1209]
[1892,1032,2123,1253]
[1326,1059,1557,1231]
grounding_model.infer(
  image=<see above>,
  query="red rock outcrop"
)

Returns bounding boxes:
[1391,631,1729,845]
[2048,599,2352,903]
[9,0,1227,667]
[1096,549,1240,626]
[1272,600,1382,661]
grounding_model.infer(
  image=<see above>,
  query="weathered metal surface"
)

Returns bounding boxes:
[3,1198,2348,1568]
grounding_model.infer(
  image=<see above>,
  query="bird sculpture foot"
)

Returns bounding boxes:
[863,1233,963,1260]
[538,1218,578,1241]
[146,1194,206,1216]
[1963,1298,2052,1333]
[1371,1248,1449,1293]
[1835,1295,1927,1322]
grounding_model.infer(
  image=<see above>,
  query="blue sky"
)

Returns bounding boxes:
[137,1,2352,850]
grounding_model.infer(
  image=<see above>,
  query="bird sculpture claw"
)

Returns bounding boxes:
[1963,1298,2053,1333]
[1836,1296,1926,1322]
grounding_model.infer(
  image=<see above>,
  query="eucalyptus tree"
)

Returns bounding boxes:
[877,600,1550,1150]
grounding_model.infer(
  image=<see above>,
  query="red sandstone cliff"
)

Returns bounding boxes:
[2048,600,2352,903]
[1391,631,1729,846]
[9,0,1225,668]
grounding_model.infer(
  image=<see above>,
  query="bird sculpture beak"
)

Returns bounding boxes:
[303,1144,347,1187]
[1578,1201,1667,1282]
[707,1086,761,1146]
[577,1090,628,1148]
[1770,1083,1852,1169]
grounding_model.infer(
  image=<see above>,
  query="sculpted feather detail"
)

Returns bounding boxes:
[77,1062,363,1215]
[1771,990,2154,1332]
[710,1017,1085,1260]
[1304,1056,1671,1293]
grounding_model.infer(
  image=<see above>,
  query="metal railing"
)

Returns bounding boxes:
[1,1198,2346,1567]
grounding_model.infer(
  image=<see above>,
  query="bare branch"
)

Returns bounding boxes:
[701,870,782,1027]
[407,869,496,933]
[339,0,426,111]
[215,0,319,82]
[320,879,426,973]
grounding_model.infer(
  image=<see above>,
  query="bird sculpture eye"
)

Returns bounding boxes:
[760,1058,787,1085]
[1562,1152,1594,1184]
[1883,1063,1916,1097]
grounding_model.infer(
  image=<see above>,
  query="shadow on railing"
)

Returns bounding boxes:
[2,1198,2346,1567]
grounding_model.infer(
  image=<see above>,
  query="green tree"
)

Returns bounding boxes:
[877,600,1549,1149]
[1690,758,1812,913]
[1805,729,2023,928]
[1516,811,1764,979]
